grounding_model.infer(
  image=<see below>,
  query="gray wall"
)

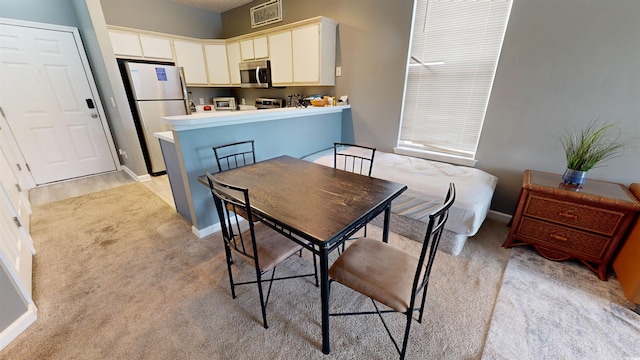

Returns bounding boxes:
[100,0,222,38]
[223,0,640,214]
[477,0,640,213]
[0,0,80,27]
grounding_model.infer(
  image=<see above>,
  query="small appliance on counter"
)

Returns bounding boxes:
[255,98,285,109]
[213,97,237,111]
[287,94,309,108]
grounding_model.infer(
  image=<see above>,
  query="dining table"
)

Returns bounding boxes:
[206,155,407,354]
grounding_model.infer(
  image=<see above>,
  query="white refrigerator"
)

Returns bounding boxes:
[124,62,190,175]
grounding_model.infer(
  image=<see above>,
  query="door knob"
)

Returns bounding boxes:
[91,113,98,118]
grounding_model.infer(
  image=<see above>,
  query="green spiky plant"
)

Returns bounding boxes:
[561,122,626,171]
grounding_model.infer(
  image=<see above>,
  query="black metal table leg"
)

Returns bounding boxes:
[320,246,331,354]
[382,204,392,243]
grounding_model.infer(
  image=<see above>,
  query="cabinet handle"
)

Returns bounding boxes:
[549,233,568,242]
[558,211,577,220]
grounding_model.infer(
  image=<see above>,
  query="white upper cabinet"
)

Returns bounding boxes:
[173,40,208,85]
[205,43,231,85]
[253,36,269,59]
[240,36,269,61]
[109,31,143,57]
[267,17,337,86]
[109,30,173,60]
[240,39,255,61]
[268,31,293,85]
[138,35,173,60]
[296,18,337,85]
[292,24,320,83]
[226,42,242,86]
[108,17,337,88]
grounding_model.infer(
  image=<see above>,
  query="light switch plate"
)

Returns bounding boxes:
[199,98,205,105]
[336,66,342,77]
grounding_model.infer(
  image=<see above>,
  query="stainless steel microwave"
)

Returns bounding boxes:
[239,60,272,88]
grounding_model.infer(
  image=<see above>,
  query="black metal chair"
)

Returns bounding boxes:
[213,140,256,172]
[333,143,377,251]
[328,183,456,359]
[207,172,318,329]
[212,140,256,220]
[333,142,376,177]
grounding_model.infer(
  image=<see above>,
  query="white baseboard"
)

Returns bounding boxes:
[121,166,151,182]
[0,304,37,351]
[487,210,512,224]
[191,223,220,238]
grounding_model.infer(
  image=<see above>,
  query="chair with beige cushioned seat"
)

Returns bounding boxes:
[329,183,455,359]
[333,142,377,252]
[207,172,318,329]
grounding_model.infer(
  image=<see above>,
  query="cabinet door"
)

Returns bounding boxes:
[139,35,173,60]
[205,44,230,85]
[268,31,293,85]
[0,178,34,296]
[253,36,269,59]
[109,31,143,57]
[240,39,255,61]
[0,149,30,230]
[173,40,208,85]
[292,24,320,83]
[226,42,242,85]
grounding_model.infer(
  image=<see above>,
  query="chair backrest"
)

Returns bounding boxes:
[213,140,256,172]
[410,183,456,306]
[206,171,260,267]
[333,143,376,176]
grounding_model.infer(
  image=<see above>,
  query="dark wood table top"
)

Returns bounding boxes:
[211,155,408,246]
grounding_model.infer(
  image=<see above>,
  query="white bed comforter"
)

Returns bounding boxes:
[303,149,498,236]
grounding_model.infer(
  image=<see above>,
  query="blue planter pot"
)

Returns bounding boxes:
[562,168,588,186]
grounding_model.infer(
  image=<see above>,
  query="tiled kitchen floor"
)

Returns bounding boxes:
[29,171,174,209]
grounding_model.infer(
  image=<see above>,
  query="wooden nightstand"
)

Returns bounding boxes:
[504,170,640,280]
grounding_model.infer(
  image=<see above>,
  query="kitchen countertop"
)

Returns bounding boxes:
[154,131,174,143]
[161,105,351,131]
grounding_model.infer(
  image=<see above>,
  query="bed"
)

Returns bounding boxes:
[302,148,498,255]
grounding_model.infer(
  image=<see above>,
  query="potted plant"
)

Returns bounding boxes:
[560,122,626,186]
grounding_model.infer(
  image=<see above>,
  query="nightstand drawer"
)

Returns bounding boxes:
[524,195,624,235]
[518,217,610,260]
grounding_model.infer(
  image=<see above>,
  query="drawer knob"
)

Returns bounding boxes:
[550,233,568,241]
[558,211,578,220]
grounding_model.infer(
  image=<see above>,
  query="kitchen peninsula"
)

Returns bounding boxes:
[158,105,352,237]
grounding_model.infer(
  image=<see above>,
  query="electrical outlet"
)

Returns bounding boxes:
[199,98,205,105]
[118,149,127,159]
[336,66,342,77]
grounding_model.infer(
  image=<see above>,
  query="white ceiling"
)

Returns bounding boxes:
[170,0,254,13]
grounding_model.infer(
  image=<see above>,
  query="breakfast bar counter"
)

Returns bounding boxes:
[159,105,352,237]
[163,105,350,131]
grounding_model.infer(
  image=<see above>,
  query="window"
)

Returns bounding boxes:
[397,0,513,166]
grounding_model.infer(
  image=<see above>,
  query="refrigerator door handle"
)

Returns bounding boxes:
[178,67,191,115]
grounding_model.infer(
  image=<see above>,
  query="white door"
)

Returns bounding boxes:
[0,23,117,185]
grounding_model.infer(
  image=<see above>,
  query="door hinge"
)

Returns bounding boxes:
[0,106,5,119]
[25,163,31,172]
[16,163,22,171]
[15,183,21,192]
[13,216,22,228]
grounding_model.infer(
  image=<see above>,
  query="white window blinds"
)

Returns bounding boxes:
[398,0,512,163]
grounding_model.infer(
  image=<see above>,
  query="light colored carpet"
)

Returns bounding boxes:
[0,183,511,359]
[483,246,640,359]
